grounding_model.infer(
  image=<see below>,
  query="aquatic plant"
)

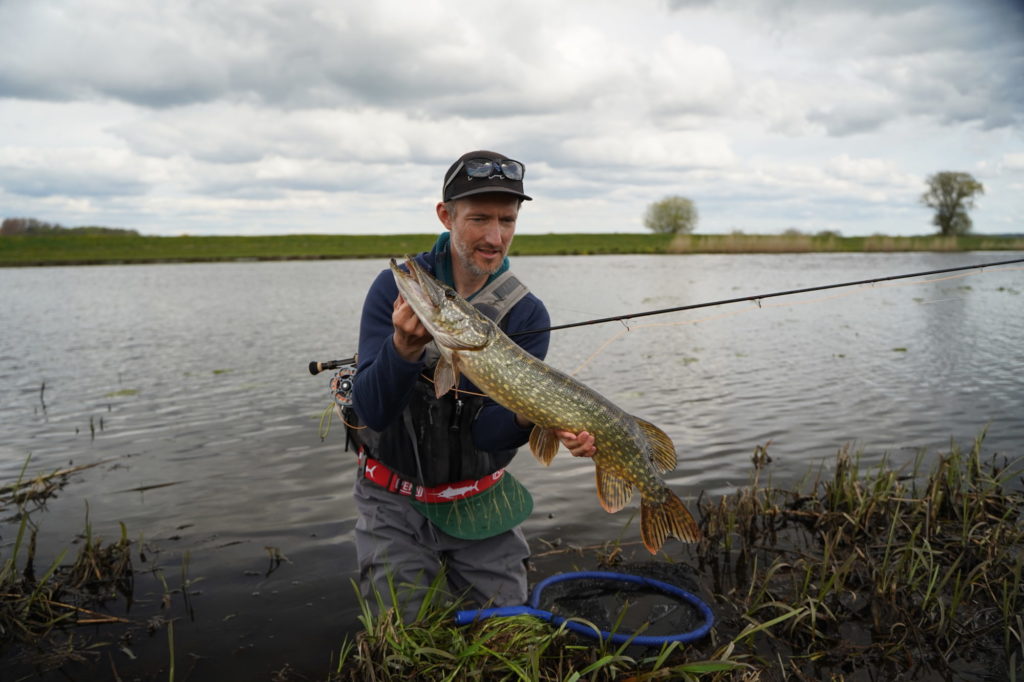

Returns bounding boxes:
[696,434,1024,679]
[336,435,1023,680]
[1,458,137,668]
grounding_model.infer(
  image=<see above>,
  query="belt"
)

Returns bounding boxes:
[358,452,504,503]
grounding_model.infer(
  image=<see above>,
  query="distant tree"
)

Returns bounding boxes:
[644,196,698,235]
[0,217,138,237]
[920,172,985,236]
[1,217,62,235]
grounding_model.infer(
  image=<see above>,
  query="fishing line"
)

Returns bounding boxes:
[517,258,1024,376]
[309,258,1023,380]
[510,257,1024,338]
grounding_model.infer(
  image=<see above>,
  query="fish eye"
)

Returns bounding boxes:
[444,289,457,299]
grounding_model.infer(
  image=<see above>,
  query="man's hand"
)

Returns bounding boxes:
[555,430,596,458]
[513,415,597,459]
[392,294,432,362]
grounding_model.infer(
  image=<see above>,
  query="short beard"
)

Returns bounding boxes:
[450,228,503,277]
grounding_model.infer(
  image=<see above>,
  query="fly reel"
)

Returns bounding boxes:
[329,364,357,408]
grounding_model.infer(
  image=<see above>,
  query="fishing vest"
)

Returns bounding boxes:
[348,270,531,487]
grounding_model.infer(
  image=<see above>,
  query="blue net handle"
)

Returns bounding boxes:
[454,570,714,646]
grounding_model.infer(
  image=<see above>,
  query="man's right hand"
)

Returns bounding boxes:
[392,294,432,362]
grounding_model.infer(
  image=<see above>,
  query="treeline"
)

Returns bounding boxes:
[0,217,139,237]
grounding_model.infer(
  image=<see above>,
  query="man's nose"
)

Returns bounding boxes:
[481,220,503,243]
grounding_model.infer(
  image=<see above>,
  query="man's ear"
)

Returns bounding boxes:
[436,201,455,231]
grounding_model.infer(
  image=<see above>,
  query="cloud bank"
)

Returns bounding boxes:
[1,0,1021,235]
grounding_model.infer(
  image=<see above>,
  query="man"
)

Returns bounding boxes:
[350,150,595,618]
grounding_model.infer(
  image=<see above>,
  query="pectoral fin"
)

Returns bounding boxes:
[529,426,560,466]
[433,355,461,398]
[635,417,678,473]
[594,464,634,513]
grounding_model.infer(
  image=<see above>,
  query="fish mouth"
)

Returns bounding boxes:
[390,257,445,311]
[389,256,490,351]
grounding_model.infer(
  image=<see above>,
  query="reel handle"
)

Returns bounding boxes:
[308,357,356,375]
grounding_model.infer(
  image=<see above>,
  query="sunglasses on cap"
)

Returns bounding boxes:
[443,157,525,192]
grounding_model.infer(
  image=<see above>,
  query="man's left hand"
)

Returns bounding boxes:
[554,430,596,458]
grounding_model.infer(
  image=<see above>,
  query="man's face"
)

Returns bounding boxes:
[446,194,520,278]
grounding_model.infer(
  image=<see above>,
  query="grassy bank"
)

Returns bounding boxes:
[335,436,1024,681]
[1,232,1022,266]
[668,232,1024,254]
[4,437,1023,679]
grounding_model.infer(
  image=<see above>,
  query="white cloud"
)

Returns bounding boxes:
[999,153,1024,173]
[561,131,735,169]
[0,145,160,197]
[0,0,1021,237]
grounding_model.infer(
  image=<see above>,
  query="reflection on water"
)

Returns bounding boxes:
[1,253,1022,677]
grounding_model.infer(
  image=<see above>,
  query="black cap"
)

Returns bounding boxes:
[442,150,532,202]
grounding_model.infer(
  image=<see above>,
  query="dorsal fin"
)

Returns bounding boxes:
[635,417,678,473]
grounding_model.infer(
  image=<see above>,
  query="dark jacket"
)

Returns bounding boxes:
[351,249,551,485]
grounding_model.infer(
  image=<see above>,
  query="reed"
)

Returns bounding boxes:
[336,434,1022,680]
[4,436,1021,679]
[669,232,826,253]
[1,458,135,667]
[333,572,747,682]
[695,434,1023,679]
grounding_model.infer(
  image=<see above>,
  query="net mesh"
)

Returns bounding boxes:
[535,562,707,642]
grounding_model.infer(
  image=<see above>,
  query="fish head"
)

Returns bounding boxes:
[389,257,493,351]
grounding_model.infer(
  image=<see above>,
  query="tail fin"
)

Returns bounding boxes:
[640,489,701,554]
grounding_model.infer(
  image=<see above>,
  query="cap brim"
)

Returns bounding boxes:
[446,186,533,202]
[410,472,533,540]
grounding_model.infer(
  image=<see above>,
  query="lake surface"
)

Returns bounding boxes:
[2,252,1022,679]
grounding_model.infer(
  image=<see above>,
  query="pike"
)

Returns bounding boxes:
[390,257,701,554]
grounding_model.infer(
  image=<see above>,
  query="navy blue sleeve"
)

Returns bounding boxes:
[351,267,426,431]
[470,292,551,452]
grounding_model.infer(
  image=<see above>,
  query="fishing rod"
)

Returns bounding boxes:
[308,256,1024,369]
[510,256,1024,337]
[309,358,356,376]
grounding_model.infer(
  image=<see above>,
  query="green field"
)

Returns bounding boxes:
[1,232,1022,266]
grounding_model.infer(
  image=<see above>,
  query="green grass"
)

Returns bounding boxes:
[334,434,1024,681]
[2,232,1022,266]
[3,436,1022,679]
[668,232,1024,254]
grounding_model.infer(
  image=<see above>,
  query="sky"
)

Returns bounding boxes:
[0,0,1022,237]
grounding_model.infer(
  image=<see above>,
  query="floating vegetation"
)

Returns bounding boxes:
[697,433,1024,680]
[0,457,119,516]
[1,514,134,667]
[0,457,139,668]
[104,388,139,398]
[336,434,1023,681]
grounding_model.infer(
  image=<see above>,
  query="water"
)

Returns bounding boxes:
[2,252,1022,679]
